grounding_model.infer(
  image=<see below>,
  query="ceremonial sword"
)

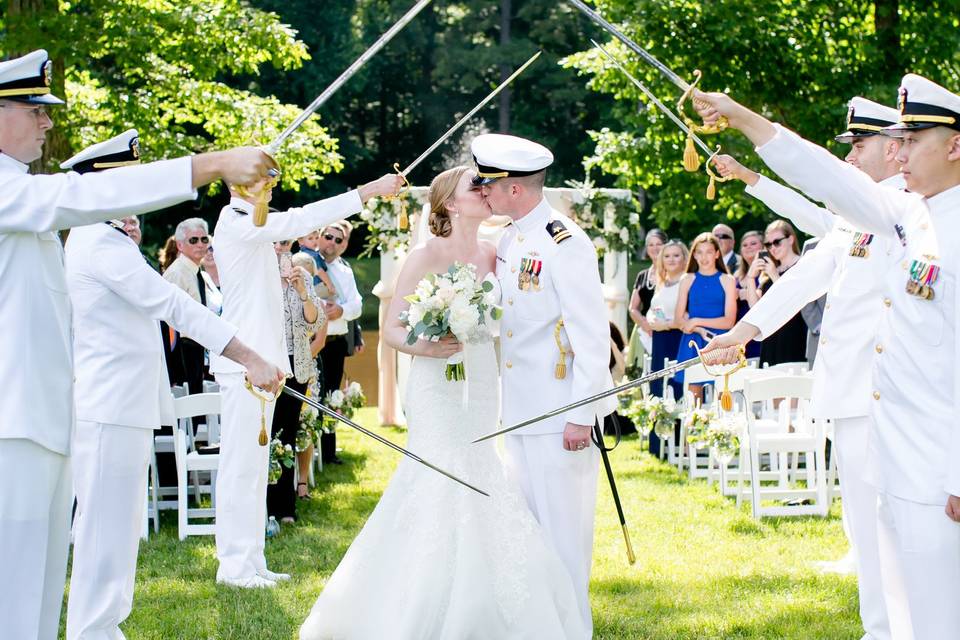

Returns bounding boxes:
[282,387,490,497]
[383,49,541,229]
[240,0,433,225]
[566,0,727,134]
[592,41,732,199]
[472,344,745,442]
[267,0,433,157]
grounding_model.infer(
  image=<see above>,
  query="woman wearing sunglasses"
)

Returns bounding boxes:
[745,219,808,366]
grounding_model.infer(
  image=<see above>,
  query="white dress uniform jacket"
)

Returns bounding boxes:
[65,222,237,428]
[756,124,960,504]
[742,173,905,419]
[208,193,363,376]
[0,153,196,454]
[496,197,615,435]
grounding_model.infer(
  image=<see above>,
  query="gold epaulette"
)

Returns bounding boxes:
[546,220,571,244]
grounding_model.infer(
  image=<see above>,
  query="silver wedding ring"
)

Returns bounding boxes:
[576,442,586,450]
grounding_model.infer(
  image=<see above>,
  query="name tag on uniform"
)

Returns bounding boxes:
[518,257,543,292]
[849,232,873,258]
[905,259,940,300]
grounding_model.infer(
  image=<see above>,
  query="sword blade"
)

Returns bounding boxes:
[567,0,689,91]
[400,50,542,177]
[593,41,714,157]
[284,387,489,497]
[471,356,703,443]
[266,0,433,156]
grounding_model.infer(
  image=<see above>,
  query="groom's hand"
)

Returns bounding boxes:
[563,422,593,452]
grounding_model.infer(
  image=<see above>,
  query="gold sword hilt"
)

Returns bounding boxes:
[244,376,287,446]
[691,341,747,412]
[383,163,412,231]
[703,146,734,201]
[233,148,281,227]
[677,70,729,135]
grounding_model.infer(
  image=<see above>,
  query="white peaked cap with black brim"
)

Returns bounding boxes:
[470,133,553,186]
[61,129,141,174]
[835,97,900,143]
[0,50,64,105]
[886,73,960,136]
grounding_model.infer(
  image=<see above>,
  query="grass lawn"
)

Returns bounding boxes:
[64,407,862,639]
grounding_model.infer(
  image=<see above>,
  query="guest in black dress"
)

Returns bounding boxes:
[744,220,808,366]
[628,228,667,344]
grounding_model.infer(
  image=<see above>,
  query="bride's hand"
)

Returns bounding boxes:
[417,335,462,359]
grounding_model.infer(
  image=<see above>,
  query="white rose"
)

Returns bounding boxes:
[592,236,607,250]
[619,228,629,243]
[407,304,424,328]
[435,281,456,305]
[330,389,345,407]
[347,381,362,396]
[629,212,640,225]
[448,299,480,339]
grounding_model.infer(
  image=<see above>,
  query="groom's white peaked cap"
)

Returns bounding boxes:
[471,133,553,185]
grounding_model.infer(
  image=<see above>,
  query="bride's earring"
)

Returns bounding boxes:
[453,208,460,219]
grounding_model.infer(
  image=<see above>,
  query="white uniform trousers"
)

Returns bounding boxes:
[66,422,153,640]
[833,417,890,640]
[504,433,599,638]
[876,490,960,640]
[0,438,72,640]
[214,372,274,581]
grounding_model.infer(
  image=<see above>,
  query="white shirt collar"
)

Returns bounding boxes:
[229,196,254,213]
[924,183,960,214]
[723,250,735,263]
[880,173,907,190]
[173,253,201,273]
[513,197,551,234]
[0,152,29,174]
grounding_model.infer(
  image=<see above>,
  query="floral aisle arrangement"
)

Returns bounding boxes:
[683,407,743,463]
[296,403,322,453]
[357,191,423,258]
[622,393,681,440]
[267,433,295,485]
[400,262,501,381]
[566,177,642,258]
[320,381,367,433]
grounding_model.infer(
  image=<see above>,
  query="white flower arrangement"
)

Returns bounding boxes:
[400,261,502,381]
[267,433,295,485]
[358,191,424,258]
[566,177,643,258]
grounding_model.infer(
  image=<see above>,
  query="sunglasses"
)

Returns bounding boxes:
[187,236,210,245]
[323,233,344,245]
[276,240,292,246]
[763,236,789,249]
[714,233,733,241]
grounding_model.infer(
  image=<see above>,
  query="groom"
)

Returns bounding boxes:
[475,133,615,635]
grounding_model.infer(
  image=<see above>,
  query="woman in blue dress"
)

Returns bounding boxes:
[673,232,738,396]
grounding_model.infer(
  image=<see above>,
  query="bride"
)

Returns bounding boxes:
[299,166,587,639]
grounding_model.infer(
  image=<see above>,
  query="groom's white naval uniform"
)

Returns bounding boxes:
[61,131,243,640]
[210,189,367,587]
[475,134,615,636]
[0,50,215,640]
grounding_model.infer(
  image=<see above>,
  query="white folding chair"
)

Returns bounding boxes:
[173,392,222,539]
[146,384,187,533]
[742,375,830,519]
[679,362,715,475]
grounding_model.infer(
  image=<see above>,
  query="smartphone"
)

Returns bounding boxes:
[702,329,717,340]
[278,251,293,279]
[758,250,770,261]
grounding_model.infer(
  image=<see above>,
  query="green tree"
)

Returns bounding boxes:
[563,0,960,240]
[2,0,343,192]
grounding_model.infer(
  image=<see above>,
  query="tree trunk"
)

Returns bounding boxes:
[6,0,72,172]
[498,0,512,133]
[874,0,900,85]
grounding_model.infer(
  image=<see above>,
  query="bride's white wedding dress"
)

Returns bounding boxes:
[300,276,586,640]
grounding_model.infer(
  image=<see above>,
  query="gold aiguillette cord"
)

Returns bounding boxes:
[690,342,747,411]
[244,377,287,445]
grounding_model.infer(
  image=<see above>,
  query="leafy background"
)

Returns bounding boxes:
[3,0,959,252]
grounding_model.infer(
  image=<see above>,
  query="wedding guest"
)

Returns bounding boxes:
[628,228,667,344]
[673,233,737,396]
[201,239,223,316]
[712,223,740,273]
[294,252,326,499]
[159,235,178,273]
[646,239,689,456]
[164,218,211,393]
[745,219,808,366]
[735,230,764,358]
[267,242,324,524]
[121,215,141,246]
[337,220,365,357]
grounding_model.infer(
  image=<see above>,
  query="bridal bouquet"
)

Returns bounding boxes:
[400,262,501,381]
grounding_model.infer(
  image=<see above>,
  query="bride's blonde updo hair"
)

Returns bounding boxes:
[427,165,469,238]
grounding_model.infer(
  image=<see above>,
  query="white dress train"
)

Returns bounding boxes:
[300,306,586,639]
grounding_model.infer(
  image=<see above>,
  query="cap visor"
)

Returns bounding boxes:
[883,121,939,136]
[471,175,497,186]
[7,94,65,105]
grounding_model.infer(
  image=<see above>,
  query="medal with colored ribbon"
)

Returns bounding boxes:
[906,259,939,300]
[849,232,873,258]
[518,257,542,292]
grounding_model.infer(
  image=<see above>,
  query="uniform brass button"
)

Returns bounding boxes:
[508,298,513,305]
[873,391,881,400]
[883,298,892,307]
[511,267,517,273]
[506,361,513,369]
[902,261,908,269]
[506,330,513,338]
[820,337,827,345]
[875,344,883,354]
[825,303,831,310]
[921,223,929,230]
[517,235,525,243]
